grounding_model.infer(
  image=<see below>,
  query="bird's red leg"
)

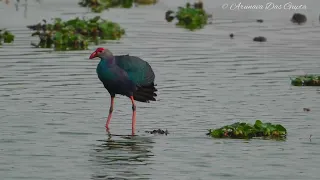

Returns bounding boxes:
[130,96,136,136]
[106,96,115,129]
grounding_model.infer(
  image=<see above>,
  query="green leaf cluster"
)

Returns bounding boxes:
[290,74,320,86]
[78,0,157,13]
[27,16,125,51]
[165,1,209,31]
[207,120,287,140]
[0,29,15,45]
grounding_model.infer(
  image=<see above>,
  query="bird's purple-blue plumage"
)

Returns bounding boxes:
[96,53,157,103]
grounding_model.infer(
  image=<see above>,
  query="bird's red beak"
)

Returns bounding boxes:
[89,51,97,59]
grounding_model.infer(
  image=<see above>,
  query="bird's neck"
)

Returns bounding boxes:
[101,56,116,66]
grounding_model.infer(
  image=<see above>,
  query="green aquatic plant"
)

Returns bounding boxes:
[30,29,89,51]
[0,29,15,45]
[78,0,157,13]
[290,74,320,86]
[27,16,125,51]
[165,1,209,31]
[207,120,287,140]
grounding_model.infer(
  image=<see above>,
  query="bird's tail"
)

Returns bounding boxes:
[133,83,157,103]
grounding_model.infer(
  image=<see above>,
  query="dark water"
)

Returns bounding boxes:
[1,0,320,179]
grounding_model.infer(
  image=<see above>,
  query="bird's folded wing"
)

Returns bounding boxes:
[115,55,155,86]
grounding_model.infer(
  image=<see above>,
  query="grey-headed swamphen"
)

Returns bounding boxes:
[89,47,157,135]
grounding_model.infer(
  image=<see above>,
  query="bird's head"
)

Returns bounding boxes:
[89,47,113,60]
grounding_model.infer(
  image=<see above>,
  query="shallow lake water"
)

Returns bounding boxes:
[1,0,320,179]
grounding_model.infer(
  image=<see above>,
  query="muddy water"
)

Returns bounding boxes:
[1,0,320,179]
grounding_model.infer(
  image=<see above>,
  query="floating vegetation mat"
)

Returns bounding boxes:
[79,0,158,13]
[27,16,125,51]
[290,75,320,86]
[207,120,287,140]
[165,1,210,31]
[0,29,14,45]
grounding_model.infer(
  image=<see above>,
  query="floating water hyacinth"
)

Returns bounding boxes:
[27,16,125,51]
[207,120,287,140]
[0,29,15,45]
[78,0,158,13]
[290,74,320,86]
[165,1,210,31]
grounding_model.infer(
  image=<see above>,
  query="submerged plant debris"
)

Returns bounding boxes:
[78,0,158,13]
[207,120,287,140]
[165,1,210,31]
[0,29,15,45]
[303,108,310,112]
[145,129,169,135]
[290,74,320,86]
[27,16,125,51]
[253,36,267,42]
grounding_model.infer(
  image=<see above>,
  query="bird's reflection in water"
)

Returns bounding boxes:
[90,129,154,180]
